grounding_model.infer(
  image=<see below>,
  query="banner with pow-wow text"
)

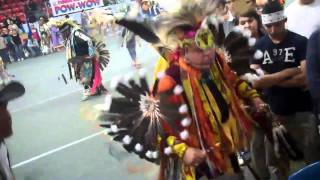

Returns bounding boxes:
[49,0,104,17]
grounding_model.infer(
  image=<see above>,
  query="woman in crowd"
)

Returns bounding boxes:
[10,29,24,62]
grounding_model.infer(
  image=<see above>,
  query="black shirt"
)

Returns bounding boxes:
[251,30,312,115]
[73,30,89,56]
[11,34,22,45]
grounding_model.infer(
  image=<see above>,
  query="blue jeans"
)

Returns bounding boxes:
[27,46,42,57]
[0,49,10,63]
[126,38,136,61]
[13,44,24,61]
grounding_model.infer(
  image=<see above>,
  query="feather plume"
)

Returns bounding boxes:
[100,75,164,163]
[154,0,224,49]
[99,74,190,163]
[93,40,110,71]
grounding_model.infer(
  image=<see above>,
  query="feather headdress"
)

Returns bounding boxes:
[153,0,224,49]
[47,18,80,32]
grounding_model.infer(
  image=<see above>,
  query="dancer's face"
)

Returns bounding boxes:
[184,44,215,71]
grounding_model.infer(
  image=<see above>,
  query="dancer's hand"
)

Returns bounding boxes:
[252,97,267,112]
[183,147,207,166]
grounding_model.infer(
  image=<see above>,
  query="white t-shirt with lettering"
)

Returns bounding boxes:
[285,0,320,38]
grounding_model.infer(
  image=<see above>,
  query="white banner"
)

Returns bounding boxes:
[49,0,104,17]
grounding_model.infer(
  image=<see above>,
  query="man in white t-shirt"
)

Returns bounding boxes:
[285,0,320,38]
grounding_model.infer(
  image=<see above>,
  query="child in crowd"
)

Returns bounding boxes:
[27,36,42,57]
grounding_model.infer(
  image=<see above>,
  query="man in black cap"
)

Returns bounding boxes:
[0,81,25,180]
[251,0,320,178]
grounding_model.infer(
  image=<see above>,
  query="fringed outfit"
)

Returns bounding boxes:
[157,54,259,179]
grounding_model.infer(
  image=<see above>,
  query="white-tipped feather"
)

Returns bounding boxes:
[238,157,244,165]
[181,117,192,127]
[110,124,119,133]
[180,130,189,140]
[110,76,121,90]
[139,68,147,77]
[152,151,159,159]
[242,29,252,38]
[124,72,135,83]
[164,146,173,155]
[157,71,166,79]
[241,73,261,83]
[179,104,188,114]
[173,85,183,95]
[254,50,263,60]
[104,94,112,111]
[135,143,143,152]
[146,150,153,159]
[248,38,256,47]
[122,135,133,145]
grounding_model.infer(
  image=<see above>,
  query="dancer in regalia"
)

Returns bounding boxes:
[49,19,110,101]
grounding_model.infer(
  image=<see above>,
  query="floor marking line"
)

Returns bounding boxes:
[10,65,155,113]
[10,88,83,113]
[11,130,107,169]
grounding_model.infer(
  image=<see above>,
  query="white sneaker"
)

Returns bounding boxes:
[17,59,21,62]
[21,58,25,61]
[81,89,91,101]
[81,94,90,101]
